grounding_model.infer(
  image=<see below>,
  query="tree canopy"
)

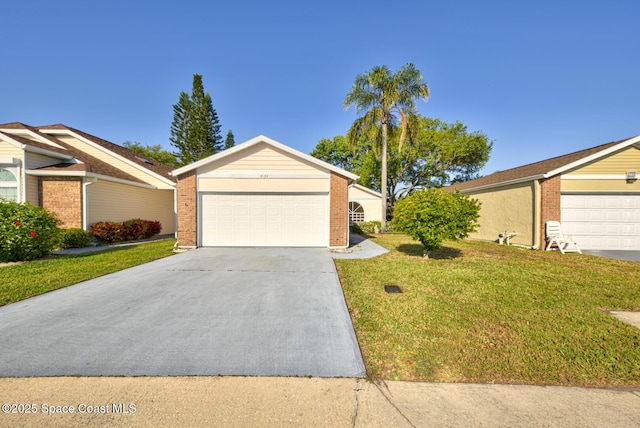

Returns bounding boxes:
[344,63,430,231]
[311,117,492,214]
[123,141,177,167]
[170,74,223,166]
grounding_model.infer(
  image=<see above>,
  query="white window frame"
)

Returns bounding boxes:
[349,201,365,223]
[0,161,21,203]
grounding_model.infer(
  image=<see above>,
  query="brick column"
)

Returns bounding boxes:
[329,172,349,247]
[39,177,82,228]
[539,174,561,249]
[176,170,198,247]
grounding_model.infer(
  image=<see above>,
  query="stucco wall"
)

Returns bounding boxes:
[87,180,175,234]
[464,181,536,247]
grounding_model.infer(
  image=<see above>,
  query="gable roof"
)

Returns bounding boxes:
[0,122,176,186]
[39,124,176,183]
[171,135,359,181]
[450,135,640,192]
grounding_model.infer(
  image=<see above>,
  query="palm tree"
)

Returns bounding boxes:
[343,63,430,232]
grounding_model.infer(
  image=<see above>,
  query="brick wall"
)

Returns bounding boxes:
[329,172,349,247]
[539,174,561,249]
[39,177,83,228]
[176,170,198,247]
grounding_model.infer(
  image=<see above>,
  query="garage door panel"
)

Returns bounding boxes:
[201,193,329,247]
[561,194,640,250]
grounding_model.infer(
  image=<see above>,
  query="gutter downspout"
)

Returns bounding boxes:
[82,177,97,230]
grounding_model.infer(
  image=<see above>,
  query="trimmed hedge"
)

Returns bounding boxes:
[351,221,397,234]
[57,228,94,249]
[90,219,162,243]
[0,200,60,262]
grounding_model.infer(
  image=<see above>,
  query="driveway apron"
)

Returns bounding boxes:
[0,248,365,377]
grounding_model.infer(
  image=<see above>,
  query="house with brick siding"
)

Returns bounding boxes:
[170,135,358,248]
[448,135,640,251]
[0,122,176,234]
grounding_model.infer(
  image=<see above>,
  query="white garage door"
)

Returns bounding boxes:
[561,194,640,250]
[201,193,329,247]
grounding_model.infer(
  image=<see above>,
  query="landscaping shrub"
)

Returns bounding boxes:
[57,228,94,249]
[352,220,398,234]
[393,188,480,256]
[0,200,60,262]
[91,219,162,243]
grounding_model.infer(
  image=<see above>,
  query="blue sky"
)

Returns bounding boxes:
[2,0,639,174]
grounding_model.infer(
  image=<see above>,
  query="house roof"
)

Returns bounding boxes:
[38,124,176,183]
[450,135,640,192]
[0,122,176,186]
[171,135,360,181]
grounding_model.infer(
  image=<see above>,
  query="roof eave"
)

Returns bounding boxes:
[455,174,546,193]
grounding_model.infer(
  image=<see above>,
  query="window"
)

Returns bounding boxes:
[0,168,18,201]
[349,201,365,223]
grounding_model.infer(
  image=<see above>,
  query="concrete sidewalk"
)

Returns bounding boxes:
[1,377,638,427]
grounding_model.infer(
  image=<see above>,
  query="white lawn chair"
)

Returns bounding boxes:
[545,221,582,254]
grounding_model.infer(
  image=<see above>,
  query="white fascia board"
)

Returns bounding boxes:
[544,135,640,178]
[0,128,66,149]
[456,174,545,193]
[40,128,176,187]
[26,169,156,189]
[171,135,360,181]
[350,183,382,198]
[0,132,74,160]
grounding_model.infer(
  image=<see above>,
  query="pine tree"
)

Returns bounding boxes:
[224,130,235,150]
[170,74,223,166]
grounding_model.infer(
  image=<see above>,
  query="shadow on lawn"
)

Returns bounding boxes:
[396,243,462,259]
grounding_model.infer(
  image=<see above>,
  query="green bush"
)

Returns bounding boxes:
[393,188,481,255]
[0,200,60,262]
[352,220,398,234]
[57,228,94,249]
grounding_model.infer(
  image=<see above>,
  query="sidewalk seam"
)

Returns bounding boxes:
[351,379,363,427]
[372,380,416,428]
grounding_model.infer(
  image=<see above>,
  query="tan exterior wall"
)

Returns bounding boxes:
[565,146,640,175]
[348,186,382,222]
[176,171,197,247]
[561,178,640,192]
[86,180,175,234]
[198,177,328,192]
[198,143,323,175]
[39,177,83,228]
[25,152,61,169]
[52,135,173,189]
[26,175,39,205]
[329,172,349,247]
[0,141,22,159]
[464,181,536,247]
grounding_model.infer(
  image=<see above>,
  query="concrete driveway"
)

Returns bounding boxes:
[582,250,640,262]
[0,248,365,377]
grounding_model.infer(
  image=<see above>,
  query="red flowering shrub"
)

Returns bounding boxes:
[0,200,60,262]
[91,219,162,243]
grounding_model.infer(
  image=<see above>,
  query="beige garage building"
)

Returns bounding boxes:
[450,135,640,250]
[171,136,358,248]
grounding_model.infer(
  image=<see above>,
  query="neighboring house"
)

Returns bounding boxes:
[348,184,382,223]
[171,135,358,248]
[449,135,640,251]
[0,122,176,233]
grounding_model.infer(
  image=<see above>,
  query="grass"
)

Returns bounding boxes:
[0,239,176,306]
[335,234,640,387]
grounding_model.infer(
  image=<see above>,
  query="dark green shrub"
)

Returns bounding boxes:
[91,219,162,243]
[393,188,481,255]
[57,228,94,249]
[0,200,60,262]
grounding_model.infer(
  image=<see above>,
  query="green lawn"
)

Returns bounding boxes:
[0,240,176,306]
[335,234,640,387]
